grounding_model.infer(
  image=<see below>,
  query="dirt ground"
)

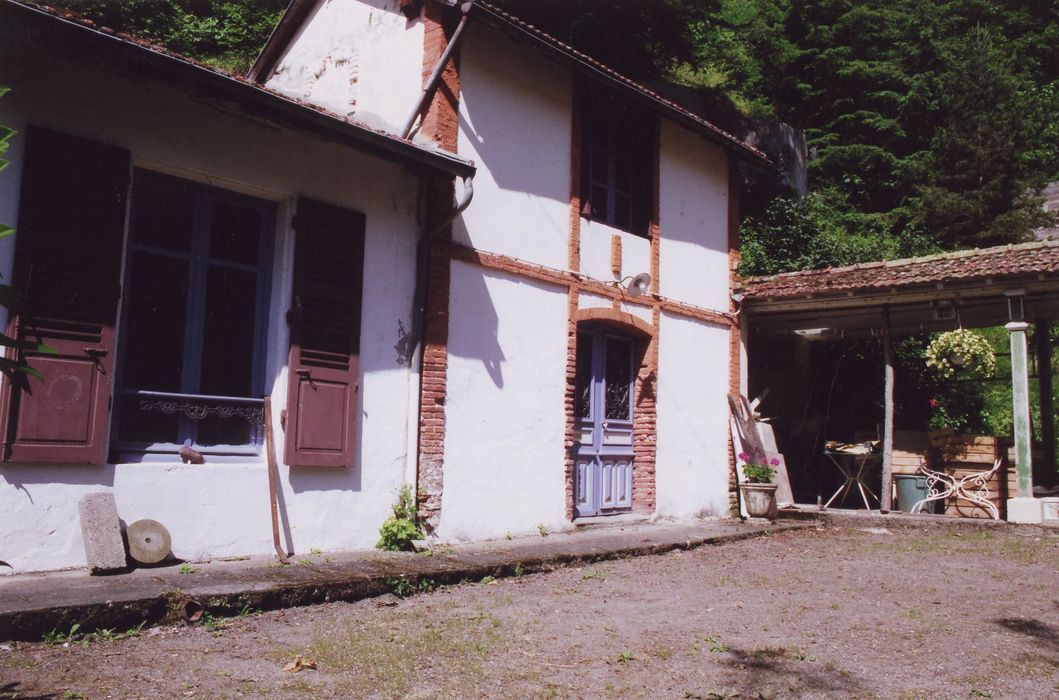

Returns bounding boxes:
[1,521,1057,699]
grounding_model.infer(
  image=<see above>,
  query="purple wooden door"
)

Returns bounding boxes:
[574,331,634,517]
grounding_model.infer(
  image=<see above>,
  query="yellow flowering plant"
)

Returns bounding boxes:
[925,329,996,379]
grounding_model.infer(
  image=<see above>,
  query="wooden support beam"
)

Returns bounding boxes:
[881,322,894,512]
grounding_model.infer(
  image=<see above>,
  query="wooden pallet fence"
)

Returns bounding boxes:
[937,434,1009,519]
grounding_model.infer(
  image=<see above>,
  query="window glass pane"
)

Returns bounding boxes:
[200,266,258,397]
[116,394,180,445]
[615,156,632,193]
[590,148,610,184]
[604,337,632,420]
[590,185,608,217]
[196,414,254,447]
[209,200,262,266]
[614,193,631,230]
[575,333,593,420]
[132,176,194,252]
[121,252,188,392]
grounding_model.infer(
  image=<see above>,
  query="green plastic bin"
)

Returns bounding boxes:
[894,474,935,513]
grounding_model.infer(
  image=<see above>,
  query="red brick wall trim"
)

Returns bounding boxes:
[439,242,734,328]
[573,308,654,339]
[415,3,461,529]
[726,156,742,515]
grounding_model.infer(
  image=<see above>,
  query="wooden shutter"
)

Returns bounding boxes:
[1,127,130,464]
[284,198,365,467]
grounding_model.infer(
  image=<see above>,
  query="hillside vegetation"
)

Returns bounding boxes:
[50,0,1059,274]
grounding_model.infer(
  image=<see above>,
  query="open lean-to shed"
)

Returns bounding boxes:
[740,240,1059,524]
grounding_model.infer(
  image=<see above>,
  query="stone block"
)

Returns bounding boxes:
[78,492,127,574]
[1006,497,1044,524]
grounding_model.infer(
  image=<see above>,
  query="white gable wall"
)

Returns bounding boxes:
[659,120,731,310]
[266,0,424,135]
[453,25,572,271]
[0,44,422,571]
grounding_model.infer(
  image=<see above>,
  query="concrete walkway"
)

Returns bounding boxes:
[0,518,804,641]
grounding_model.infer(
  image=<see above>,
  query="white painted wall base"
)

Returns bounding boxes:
[1006,497,1044,524]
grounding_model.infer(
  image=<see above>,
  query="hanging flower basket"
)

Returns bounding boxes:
[925,329,996,379]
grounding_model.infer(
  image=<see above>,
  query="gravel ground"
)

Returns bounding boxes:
[1,521,1057,699]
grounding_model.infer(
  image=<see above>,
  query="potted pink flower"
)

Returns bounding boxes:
[738,452,779,519]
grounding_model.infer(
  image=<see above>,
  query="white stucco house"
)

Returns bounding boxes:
[0,0,769,573]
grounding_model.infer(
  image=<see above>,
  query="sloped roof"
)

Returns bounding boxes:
[249,0,770,166]
[741,241,1059,301]
[4,0,475,178]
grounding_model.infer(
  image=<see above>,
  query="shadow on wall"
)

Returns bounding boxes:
[288,462,363,494]
[446,262,505,388]
[0,463,117,499]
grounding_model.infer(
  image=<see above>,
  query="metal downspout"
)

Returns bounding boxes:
[399,1,472,140]
[403,175,474,490]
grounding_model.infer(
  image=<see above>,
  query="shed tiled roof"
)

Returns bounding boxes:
[741,240,1059,300]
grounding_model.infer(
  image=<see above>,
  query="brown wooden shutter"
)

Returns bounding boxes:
[1,127,130,464]
[284,198,365,467]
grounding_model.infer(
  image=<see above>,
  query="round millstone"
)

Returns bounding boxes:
[126,519,172,565]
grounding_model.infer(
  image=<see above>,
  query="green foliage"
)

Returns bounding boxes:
[385,575,435,597]
[741,463,775,484]
[42,623,81,645]
[376,485,423,552]
[739,191,939,275]
[177,563,197,574]
[51,1,286,74]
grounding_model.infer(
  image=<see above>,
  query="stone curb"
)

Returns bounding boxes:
[0,522,808,641]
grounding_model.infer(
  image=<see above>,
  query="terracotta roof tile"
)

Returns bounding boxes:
[741,240,1059,300]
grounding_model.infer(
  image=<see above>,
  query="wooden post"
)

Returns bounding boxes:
[881,324,894,512]
[1035,320,1055,487]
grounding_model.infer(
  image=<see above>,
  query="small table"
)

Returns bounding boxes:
[823,442,881,510]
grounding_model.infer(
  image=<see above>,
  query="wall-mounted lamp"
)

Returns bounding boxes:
[619,273,651,297]
[1005,289,1026,323]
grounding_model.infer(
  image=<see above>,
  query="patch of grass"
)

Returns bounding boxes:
[479,575,496,585]
[969,690,992,698]
[616,650,635,663]
[580,569,604,580]
[177,563,197,575]
[62,692,84,700]
[309,547,322,555]
[703,635,728,653]
[513,562,524,578]
[287,608,508,697]
[537,523,549,537]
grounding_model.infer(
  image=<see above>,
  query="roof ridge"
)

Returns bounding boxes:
[747,239,1059,283]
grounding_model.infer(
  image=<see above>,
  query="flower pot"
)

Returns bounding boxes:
[740,482,778,519]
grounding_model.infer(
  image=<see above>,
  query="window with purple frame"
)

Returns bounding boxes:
[111,170,274,461]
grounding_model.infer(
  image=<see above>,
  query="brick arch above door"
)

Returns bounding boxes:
[572,307,655,340]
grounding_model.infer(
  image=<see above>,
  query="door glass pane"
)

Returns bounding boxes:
[209,200,262,266]
[121,251,188,392]
[604,337,632,420]
[574,333,593,420]
[200,266,257,397]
